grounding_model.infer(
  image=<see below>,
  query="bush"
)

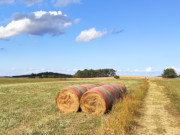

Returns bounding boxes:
[162,68,177,78]
[114,75,120,79]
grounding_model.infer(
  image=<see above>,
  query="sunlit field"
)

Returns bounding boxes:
[154,78,180,116]
[0,77,142,135]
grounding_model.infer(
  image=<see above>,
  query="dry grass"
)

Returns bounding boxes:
[154,78,180,117]
[96,80,149,135]
[0,77,141,135]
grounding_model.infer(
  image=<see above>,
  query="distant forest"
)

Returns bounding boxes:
[11,69,116,78]
[12,72,73,78]
[74,69,116,78]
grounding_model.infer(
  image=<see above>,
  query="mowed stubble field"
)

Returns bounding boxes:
[1,77,179,135]
[0,78,141,135]
[154,78,180,117]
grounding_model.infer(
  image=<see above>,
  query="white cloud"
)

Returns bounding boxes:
[33,11,47,18]
[76,28,107,42]
[134,69,140,73]
[133,67,152,73]
[73,69,79,72]
[117,69,122,72]
[11,67,16,71]
[0,10,71,39]
[117,67,153,74]
[0,0,42,6]
[146,67,152,72]
[110,29,124,34]
[25,68,55,74]
[0,19,31,39]
[0,0,13,4]
[53,0,81,6]
[21,0,42,6]
[74,18,80,23]
[171,67,180,74]
[1,0,80,6]
[64,22,72,27]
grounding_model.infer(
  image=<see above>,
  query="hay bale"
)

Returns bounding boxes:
[111,84,122,98]
[113,83,127,93]
[81,84,97,89]
[77,85,88,91]
[56,84,97,113]
[101,85,120,99]
[80,86,114,115]
[95,82,109,86]
[80,83,126,115]
[101,85,116,100]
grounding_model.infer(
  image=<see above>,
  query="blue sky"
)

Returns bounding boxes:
[0,0,180,76]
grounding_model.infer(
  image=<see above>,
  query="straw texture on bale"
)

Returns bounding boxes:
[95,82,109,86]
[113,82,127,93]
[81,84,97,89]
[80,83,126,115]
[56,84,97,113]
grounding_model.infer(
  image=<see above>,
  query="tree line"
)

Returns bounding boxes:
[28,72,73,78]
[74,69,116,78]
[11,72,73,78]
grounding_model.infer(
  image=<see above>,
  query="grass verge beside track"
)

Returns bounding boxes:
[97,80,149,135]
[154,79,180,117]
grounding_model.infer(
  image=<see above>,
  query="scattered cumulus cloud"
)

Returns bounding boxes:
[134,69,140,73]
[146,67,152,72]
[0,10,71,39]
[11,67,16,71]
[0,0,41,5]
[53,0,81,6]
[110,29,124,34]
[116,67,156,76]
[24,68,78,75]
[171,67,180,74]
[0,0,13,4]
[0,48,5,51]
[74,18,80,23]
[0,38,10,41]
[76,28,107,42]
[25,68,53,74]
[131,67,152,73]
[1,0,81,6]
[21,0,42,6]
[73,69,79,72]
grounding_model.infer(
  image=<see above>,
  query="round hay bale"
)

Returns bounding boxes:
[80,87,114,115]
[77,85,88,91]
[113,83,127,93]
[94,87,114,105]
[95,82,109,86]
[56,86,87,113]
[101,85,117,100]
[112,84,123,93]
[81,84,97,90]
[111,84,122,98]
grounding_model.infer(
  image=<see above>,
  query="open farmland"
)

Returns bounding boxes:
[154,78,180,117]
[0,78,141,135]
[134,78,180,135]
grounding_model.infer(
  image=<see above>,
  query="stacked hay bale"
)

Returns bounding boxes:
[113,82,127,93]
[95,82,109,86]
[80,83,126,115]
[56,83,104,113]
